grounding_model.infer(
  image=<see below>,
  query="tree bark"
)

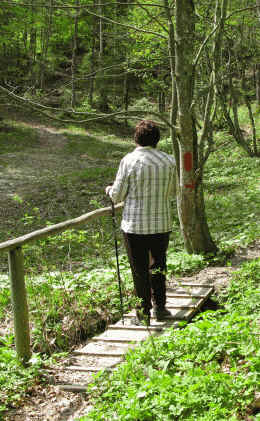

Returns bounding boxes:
[39,0,54,90]
[88,2,97,106]
[256,64,260,106]
[123,69,129,126]
[71,0,79,108]
[29,0,37,88]
[256,1,260,105]
[173,0,217,254]
[242,72,259,156]
[97,0,109,112]
[163,0,179,167]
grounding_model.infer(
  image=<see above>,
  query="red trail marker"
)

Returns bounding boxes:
[184,152,193,172]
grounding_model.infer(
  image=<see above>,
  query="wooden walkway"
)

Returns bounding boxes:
[58,280,214,391]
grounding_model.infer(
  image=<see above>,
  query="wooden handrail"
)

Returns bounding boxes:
[0,202,123,252]
[1,202,123,364]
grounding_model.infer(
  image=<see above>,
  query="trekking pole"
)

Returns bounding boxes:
[110,199,125,325]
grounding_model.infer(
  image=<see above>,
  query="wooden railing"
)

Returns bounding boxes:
[0,203,123,364]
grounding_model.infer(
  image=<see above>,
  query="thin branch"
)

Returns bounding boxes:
[1,1,167,8]
[136,0,169,34]
[82,7,167,39]
[226,5,259,20]
[193,5,259,68]
[193,25,219,68]
[0,84,176,130]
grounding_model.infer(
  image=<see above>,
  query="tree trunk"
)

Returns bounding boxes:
[256,1,260,105]
[163,0,179,165]
[123,69,129,126]
[71,0,79,108]
[173,0,217,254]
[242,72,259,156]
[97,0,109,112]
[39,0,54,90]
[256,64,260,106]
[29,0,37,88]
[88,3,97,107]
[158,91,166,113]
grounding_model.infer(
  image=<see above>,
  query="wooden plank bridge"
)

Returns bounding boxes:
[58,280,214,391]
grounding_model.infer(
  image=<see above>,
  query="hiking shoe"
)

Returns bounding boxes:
[153,307,175,321]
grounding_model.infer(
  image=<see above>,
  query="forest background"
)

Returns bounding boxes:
[0,0,259,420]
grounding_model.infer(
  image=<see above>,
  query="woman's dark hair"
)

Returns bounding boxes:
[134,120,160,147]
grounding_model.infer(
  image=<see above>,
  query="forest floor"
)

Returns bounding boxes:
[0,116,259,420]
[4,240,259,421]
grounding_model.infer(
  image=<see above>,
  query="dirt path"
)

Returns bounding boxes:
[0,125,91,198]
[4,241,259,421]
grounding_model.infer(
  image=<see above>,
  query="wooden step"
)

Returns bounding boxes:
[92,329,152,342]
[74,341,131,357]
[107,324,163,332]
[66,365,114,373]
[66,355,123,372]
[124,307,196,321]
[168,283,213,288]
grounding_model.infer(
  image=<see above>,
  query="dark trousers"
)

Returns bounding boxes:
[123,232,170,316]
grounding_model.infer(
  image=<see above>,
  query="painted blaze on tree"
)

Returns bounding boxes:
[184,152,195,190]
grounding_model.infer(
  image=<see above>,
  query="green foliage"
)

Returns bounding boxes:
[129,97,157,113]
[0,336,46,415]
[0,126,38,154]
[64,132,131,159]
[218,259,260,315]
[204,139,260,248]
[158,137,173,154]
[80,260,260,421]
[0,275,10,320]
[167,251,206,275]
[17,262,134,354]
[59,167,117,184]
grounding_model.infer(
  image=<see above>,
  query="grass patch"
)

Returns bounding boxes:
[64,132,132,160]
[58,166,117,184]
[0,126,38,154]
[167,251,207,275]
[204,144,260,248]
[0,336,51,416]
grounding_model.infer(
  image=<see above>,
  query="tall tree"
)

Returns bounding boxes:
[71,0,79,107]
[256,0,260,105]
[39,0,54,89]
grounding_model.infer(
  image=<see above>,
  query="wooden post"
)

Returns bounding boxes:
[8,247,31,365]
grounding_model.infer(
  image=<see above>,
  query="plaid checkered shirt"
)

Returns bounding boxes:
[109,146,176,234]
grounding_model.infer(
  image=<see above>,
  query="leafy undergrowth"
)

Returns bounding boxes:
[80,259,260,421]
[0,264,134,415]
[0,337,46,416]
